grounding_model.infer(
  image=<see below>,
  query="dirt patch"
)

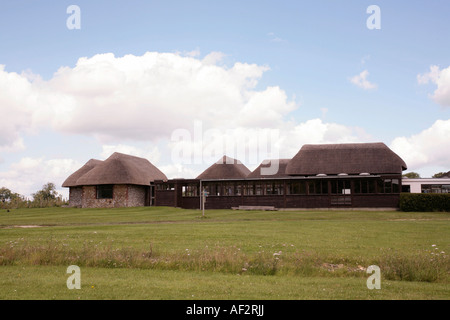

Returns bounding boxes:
[0,225,44,229]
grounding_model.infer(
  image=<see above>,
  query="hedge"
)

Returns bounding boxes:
[399,193,450,212]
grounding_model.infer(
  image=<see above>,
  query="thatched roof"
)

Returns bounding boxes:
[62,152,167,187]
[285,143,407,175]
[196,156,251,180]
[62,159,103,187]
[247,159,290,178]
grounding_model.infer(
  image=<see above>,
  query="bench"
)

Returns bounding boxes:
[232,205,278,211]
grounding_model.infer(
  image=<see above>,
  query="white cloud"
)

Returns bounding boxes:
[0,66,36,151]
[390,119,450,171]
[33,51,291,143]
[0,157,81,198]
[201,51,227,65]
[101,144,161,165]
[0,51,296,148]
[417,65,450,107]
[349,70,378,90]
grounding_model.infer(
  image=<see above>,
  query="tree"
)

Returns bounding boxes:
[432,171,450,178]
[0,187,13,202]
[402,172,420,178]
[32,182,59,201]
[0,187,22,202]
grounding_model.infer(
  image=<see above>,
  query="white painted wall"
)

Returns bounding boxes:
[402,178,450,193]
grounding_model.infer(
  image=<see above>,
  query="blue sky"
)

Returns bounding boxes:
[0,1,449,197]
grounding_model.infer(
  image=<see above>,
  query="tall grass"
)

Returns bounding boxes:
[0,196,68,209]
[1,238,448,282]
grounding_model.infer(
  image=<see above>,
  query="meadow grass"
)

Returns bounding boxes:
[0,206,449,299]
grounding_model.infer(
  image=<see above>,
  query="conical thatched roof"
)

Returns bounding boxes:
[196,156,251,180]
[62,153,167,187]
[62,159,103,187]
[247,159,290,178]
[285,143,407,176]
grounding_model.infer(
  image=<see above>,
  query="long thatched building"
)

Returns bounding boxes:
[153,142,407,210]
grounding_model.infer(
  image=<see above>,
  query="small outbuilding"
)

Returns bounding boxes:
[62,152,167,208]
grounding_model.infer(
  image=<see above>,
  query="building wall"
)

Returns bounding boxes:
[155,190,176,207]
[68,187,83,207]
[79,184,147,208]
[128,185,147,207]
[155,176,403,210]
[177,194,401,209]
[402,178,450,193]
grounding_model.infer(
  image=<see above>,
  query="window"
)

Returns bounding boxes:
[288,181,307,195]
[255,183,263,195]
[182,184,198,197]
[421,184,450,193]
[223,182,235,196]
[377,179,401,194]
[264,181,284,195]
[274,182,284,195]
[243,182,255,195]
[236,184,242,196]
[392,179,399,193]
[355,179,376,194]
[97,185,113,199]
[330,180,351,194]
[156,183,174,191]
[207,183,221,196]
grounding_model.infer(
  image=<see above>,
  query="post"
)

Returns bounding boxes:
[202,187,208,217]
[202,191,205,217]
[199,180,202,210]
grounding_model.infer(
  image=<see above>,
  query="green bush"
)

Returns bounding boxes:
[400,193,450,212]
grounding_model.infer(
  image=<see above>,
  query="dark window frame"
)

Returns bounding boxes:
[97,185,114,199]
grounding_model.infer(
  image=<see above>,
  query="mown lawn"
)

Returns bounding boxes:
[0,206,449,300]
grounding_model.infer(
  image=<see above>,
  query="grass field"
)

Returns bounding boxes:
[0,206,449,300]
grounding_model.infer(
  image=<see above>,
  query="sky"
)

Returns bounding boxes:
[0,0,449,199]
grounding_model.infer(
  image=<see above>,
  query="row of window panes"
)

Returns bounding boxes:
[201,182,284,196]
[421,184,450,193]
[156,184,175,191]
[179,179,400,197]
